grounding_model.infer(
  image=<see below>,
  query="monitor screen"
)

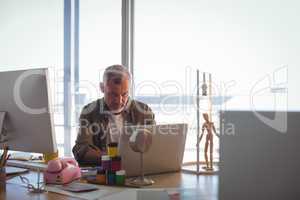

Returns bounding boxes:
[0,68,57,154]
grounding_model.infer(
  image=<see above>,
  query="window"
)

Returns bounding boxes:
[0,0,64,155]
[134,0,300,163]
[72,0,122,150]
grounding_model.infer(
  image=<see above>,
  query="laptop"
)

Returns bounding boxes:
[119,123,187,177]
[219,111,300,200]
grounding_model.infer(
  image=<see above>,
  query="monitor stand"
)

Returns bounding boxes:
[0,111,7,142]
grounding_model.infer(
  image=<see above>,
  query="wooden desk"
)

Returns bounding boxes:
[2,171,218,200]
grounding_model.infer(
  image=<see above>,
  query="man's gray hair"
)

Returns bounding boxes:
[103,64,131,84]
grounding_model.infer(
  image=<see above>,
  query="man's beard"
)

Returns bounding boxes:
[109,99,129,114]
[110,105,125,114]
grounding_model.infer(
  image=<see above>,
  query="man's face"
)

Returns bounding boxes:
[101,78,129,113]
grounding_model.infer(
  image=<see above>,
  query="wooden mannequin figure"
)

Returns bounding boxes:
[197,113,219,170]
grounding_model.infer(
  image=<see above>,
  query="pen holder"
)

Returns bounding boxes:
[0,167,6,192]
[43,150,59,163]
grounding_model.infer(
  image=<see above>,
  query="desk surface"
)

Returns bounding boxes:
[1,171,218,200]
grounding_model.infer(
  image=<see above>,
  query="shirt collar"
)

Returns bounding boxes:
[99,97,132,115]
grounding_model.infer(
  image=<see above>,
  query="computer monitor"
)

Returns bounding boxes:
[219,110,300,200]
[0,68,57,154]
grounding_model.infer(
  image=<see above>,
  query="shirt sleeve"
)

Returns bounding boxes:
[72,107,101,165]
[132,100,156,125]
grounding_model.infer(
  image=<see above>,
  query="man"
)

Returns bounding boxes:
[72,65,155,165]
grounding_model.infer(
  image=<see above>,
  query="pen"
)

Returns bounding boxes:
[0,145,8,167]
[0,145,6,164]
[3,154,10,167]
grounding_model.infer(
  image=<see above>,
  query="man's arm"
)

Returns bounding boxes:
[72,111,102,165]
[132,100,156,125]
[144,105,155,125]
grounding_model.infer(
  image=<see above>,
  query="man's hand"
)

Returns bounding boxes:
[83,146,102,164]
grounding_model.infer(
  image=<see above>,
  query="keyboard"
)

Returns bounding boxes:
[5,166,29,175]
[7,160,47,170]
